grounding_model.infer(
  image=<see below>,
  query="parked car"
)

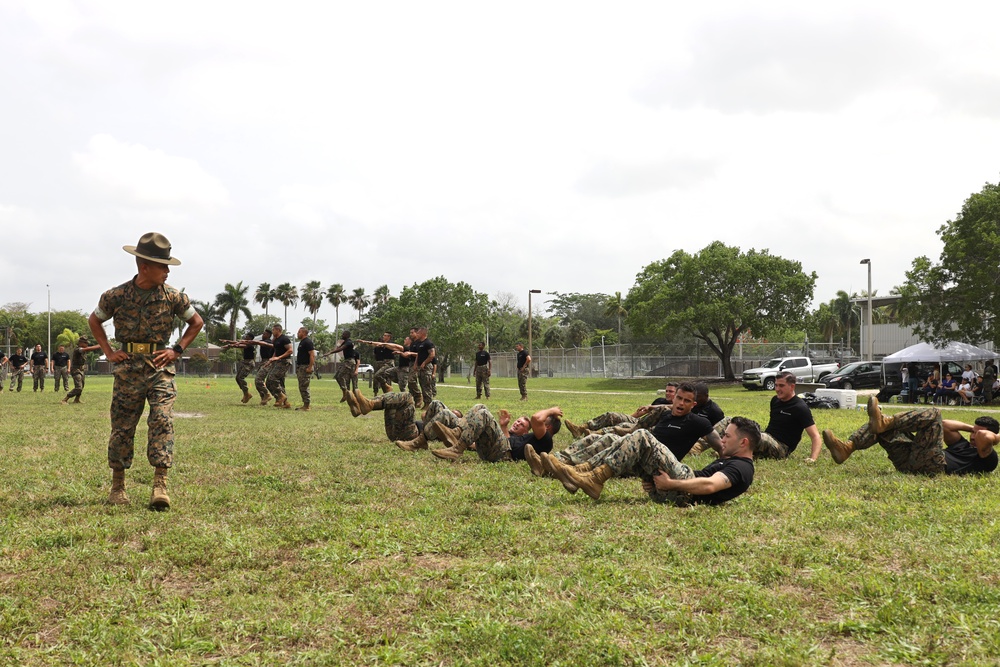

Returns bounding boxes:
[742,356,840,390]
[823,361,883,390]
[881,361,965,401]
[357,363,374,374]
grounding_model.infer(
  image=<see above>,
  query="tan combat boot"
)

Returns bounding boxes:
[524,444,547,477]
[340,388,350,403]
[562,464,615,500]
[149,467,170,511]
[395,432,428,452]
[867,396,894,434]
[344,391,362,417]
[564,419,591,439]
[353,390,380,416]
[241,391,252,404]
[260,395,271,406]
[823,429,854,465]
[295,405,310,411]
[541,453,578,494]
[108,469,129,505]
[431,422,467,460]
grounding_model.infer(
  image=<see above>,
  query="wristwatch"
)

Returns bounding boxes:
[172,344,184,355]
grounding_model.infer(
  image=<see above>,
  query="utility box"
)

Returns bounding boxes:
[814,388,857,410]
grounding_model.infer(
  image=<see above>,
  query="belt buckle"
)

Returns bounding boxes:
[132,343,151,354]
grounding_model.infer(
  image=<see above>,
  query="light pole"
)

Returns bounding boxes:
[527,289,541,362]
[47,284,51,365]
[860,259,872,361]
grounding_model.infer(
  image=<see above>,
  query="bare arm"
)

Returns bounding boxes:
[804,424,822,463]
[649,470,732,496]
[530,406,563,438]
[704,429,723,455]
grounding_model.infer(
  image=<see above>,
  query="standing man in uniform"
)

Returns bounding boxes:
[89,232,203,509]
[62,336,101,404]
[363,332,397,396]
[30,344,48,392]
[222,331,257,404]
[8,347,28,392]
[414,326,436,409]
[51,344,71,392]
[0,350,7,387]
[984,360,998,404]
[264,324,293,409]
[252,328,275,405]
[473,341,491,399]
[516,343,530,401]
[295,326,316,411]
[330,329,359,403]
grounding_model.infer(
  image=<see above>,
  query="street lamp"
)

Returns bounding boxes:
[527,289,541,361]
[47,284,51,366]
[860,259,872,361]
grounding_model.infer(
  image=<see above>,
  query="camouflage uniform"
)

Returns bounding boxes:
[254,363,272,400]
[65,345,90,401]
[53,365,70,392]
[373,359,395,395]
[93,278,195,471]
[420,399,462,438]
[8,365,25,392]
[378,392,421,442]
[417,364,435,407]
[32,364,46,391]
[449,404,511,462]
[584,411,636,431]
[474,364,491,399]
[265,358,290,401]
[844,407,948,474]
[517,366,529,399]
[336,358,358,393]
[235,358,256,394]
[591,429,696,503]
[554,405,671,467]
[296,365,311,407]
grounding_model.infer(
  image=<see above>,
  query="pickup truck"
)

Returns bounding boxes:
[742,356,840,391]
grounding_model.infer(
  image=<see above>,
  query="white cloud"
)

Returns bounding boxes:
[73,134,229,209]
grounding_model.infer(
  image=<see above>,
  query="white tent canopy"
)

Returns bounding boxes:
[883,341,996,364]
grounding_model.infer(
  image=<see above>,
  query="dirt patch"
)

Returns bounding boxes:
[174,412,204,418]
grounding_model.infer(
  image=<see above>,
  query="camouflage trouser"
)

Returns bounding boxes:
[395,365,411,393]
[518,367,529,399]
[474,365,491,398]
[108,359,176,470]
[32,366,45,391]
[455,404,511,462]
[556,432,623,466]
[596,429,696,503]
[336,358,358,393]
[8,367,24,391]
[296,365,311,407]
[255,362,273,400]
[379,392,420,442]
[235,359,256,394]
[53,366,70,391]
[590,406,668,437]
[586,412,636,431]
[706,417,788,459]
[66,369,86,400]
[417,365,435,406]
[421,399,461,440]
[373,360,395,395]
[847,407,947,475]
[265,360,290,400]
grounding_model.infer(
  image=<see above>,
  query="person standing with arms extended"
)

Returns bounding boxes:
[295,326,316,411]
[89,233,203,510]
[264,324,294,409]
[516,343,531,401]
[62,336,101,404]
[413,326,436,408]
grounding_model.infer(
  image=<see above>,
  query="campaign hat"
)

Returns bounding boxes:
[123,232,182,266]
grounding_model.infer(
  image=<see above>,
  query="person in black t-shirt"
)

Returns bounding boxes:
[330,329,359,404]
[222,331,259,403]
[30,344,48,392]
[8,347,28,392]
[473,342,491,399]
[431,404,563,463]
[251,329,275,404]
[515,343,530,400]
[358,332,397,396]
[412,326,436,407]
[754,371,822,462]
[543,415,758,505]
[824,397,1000,475]
[263,324,294,409]
[51,345,71,392]
[294,327,316,411]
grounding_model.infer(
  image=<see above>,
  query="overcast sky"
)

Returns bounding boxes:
[3,1,999,330]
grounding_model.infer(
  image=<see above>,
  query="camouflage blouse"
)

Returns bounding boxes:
[93,277,195,344]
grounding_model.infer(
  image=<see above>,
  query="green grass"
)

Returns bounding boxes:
[2,376,1000,665]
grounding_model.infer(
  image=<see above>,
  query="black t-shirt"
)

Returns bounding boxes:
[475,350,491,366]
[517,350,528,369]
[52,352,70,367]
[398,342,417,368]
[945,437,999,475]
[651,397,671,406]
[296,337,315,365]
[272,334,292,360]
[242,344,256,361]
[693,399,725,425]
[31,352,47,366]
[650,411,713,460]
[9,354,27,369]
[765,395,815,453]
[374,345,394,362]
[415,338,435,365]
[509,431,553,461]
[341,339,358,360]
[691,457,755,505]
[259,338,274,361]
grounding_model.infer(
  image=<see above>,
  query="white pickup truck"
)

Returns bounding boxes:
[741,356,840,391]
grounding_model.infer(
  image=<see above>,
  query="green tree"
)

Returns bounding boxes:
[242,314,281,338]
[273,282,299,331]
[371,284,391,307]
[829,290,859,353]
[55,328,80,350]
[566,319,591,347]
[542,325,565,348]
[326,283,346,331]
[214,281,252,341]
[626,241,816,380]
[604,291,628,345]
[547,292,615,329]
[897,180,1000,347]
[349,287,369,320]
[192,300,225,344]
[254,282,274,316]
[301,280,326,329]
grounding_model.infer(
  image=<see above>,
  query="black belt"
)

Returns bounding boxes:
[125,342,164,354]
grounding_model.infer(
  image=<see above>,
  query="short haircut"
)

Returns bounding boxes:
[677,381,697,395]
[729,416,762,450]
[546,415,562,436]
[665,381,679,389]
[775,370,797,385]
[694,381,710,398]
[343,330,351,338]
[975,416,1000,434]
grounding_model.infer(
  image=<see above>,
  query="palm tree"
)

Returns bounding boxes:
[326,283,346,330]
[831,290,861,353]
[301,280,326,329]
[543,326,565,348]
[349,287,369,320]
[254,282,275,316]
[191,299,224,343]
[371,284,391,307]
[604,291,628,346]
[273,282,299,331]
[214,281,252,341]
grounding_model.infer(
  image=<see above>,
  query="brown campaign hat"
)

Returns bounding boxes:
[123,232,182,266]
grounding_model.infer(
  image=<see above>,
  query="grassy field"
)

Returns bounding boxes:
[2,375,1000,666]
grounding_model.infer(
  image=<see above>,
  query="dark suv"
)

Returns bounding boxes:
[824,361,883,390]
